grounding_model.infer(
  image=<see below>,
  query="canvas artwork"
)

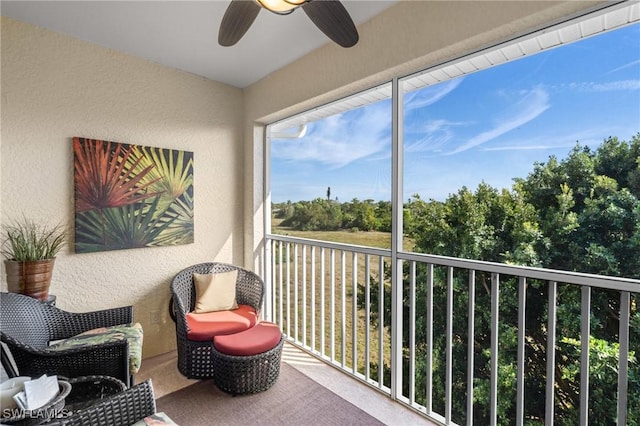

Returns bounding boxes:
[73,137,194,253]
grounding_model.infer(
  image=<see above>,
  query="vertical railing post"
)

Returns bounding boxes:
[365,254,371,381]
[352,252,358,374]
[286,243,291,337]
[467,270,476,426]
[545,281,558,425]
[580,286,591,426]
[294,243,299,342]
[330,249,336,361]
[341,250,347,367]
[378,256,385,390]
[617,291,630,426]
[490,273,500,426]
[320,247,326,358]
[278,241,283,330]
[426,263,434,414]
[516,277,527,426]
[445,266,454,423]
[302,244,307,346]
[409,261,416,404]
[311,245,316,352]
[265,238,273,322]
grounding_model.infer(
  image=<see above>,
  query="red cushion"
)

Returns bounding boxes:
[186,305,257,341]
[214,322,282,356]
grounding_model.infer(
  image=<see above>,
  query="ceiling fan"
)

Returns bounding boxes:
[218,0,359,48]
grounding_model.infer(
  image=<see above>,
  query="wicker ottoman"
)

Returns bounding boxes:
[211,321,284,395]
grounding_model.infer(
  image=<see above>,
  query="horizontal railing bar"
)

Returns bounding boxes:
[267,234,391,257]
[398,251,639,292]
[268,234,639,291]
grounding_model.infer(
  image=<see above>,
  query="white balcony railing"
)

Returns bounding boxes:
[264,233,638,425]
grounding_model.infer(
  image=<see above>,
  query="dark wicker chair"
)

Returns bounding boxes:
[0,292,135,387]
[47,379,156,426]
[169,262,264,379]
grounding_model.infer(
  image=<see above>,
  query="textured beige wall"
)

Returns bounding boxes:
[243,0,606,269]
[0,17,244,358]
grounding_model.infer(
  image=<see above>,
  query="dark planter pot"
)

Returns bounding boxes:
[4,259,55,301]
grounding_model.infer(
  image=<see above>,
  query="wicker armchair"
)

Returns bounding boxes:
[0,292,135,387]
[47,379,156,426]
[170,262,264,379]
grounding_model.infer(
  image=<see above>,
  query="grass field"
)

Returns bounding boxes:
[271,218,414,249]
[272,222,392,249]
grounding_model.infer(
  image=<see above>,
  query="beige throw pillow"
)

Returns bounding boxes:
[193,270,239,313]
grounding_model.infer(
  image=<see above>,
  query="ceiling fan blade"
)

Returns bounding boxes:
[302,0,359,48]
[218,0,261,47]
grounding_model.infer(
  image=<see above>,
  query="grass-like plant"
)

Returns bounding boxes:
[1,217,66,261]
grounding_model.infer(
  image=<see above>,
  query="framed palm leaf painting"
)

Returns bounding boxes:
[73,137,194,253]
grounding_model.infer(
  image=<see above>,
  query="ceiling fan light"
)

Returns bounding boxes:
[256,0,303,15]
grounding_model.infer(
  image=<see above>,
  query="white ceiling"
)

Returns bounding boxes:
[1,0,397,88]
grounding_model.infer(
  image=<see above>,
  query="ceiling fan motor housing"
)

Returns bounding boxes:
[219,0,359,48]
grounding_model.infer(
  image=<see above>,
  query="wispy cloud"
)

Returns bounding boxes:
[481,128,613,152]
[446,87,550,155]
[549,79,640,92]
[404,78,463,111]
[606,59,640,75]
[568,80,640,92]
[483,144,571,152]
[271,102,391,168]
[404,119,469,153]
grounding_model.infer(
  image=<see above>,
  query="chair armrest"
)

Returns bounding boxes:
[236,269,264,312]
[48,379,155,426]
[170,294,190,337]
[2,337,131,386]
[48,305,134,340]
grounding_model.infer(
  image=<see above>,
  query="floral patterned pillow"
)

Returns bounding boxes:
[49,323,143,373]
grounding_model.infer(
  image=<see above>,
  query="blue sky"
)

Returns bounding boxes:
[271,23,640,203]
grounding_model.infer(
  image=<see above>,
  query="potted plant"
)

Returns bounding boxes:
[1,217,66,301]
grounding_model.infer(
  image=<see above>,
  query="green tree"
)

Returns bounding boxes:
[280,198,342,230]
[363,136,639,424]
[342,198,377,231]
[374,201,392,232]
